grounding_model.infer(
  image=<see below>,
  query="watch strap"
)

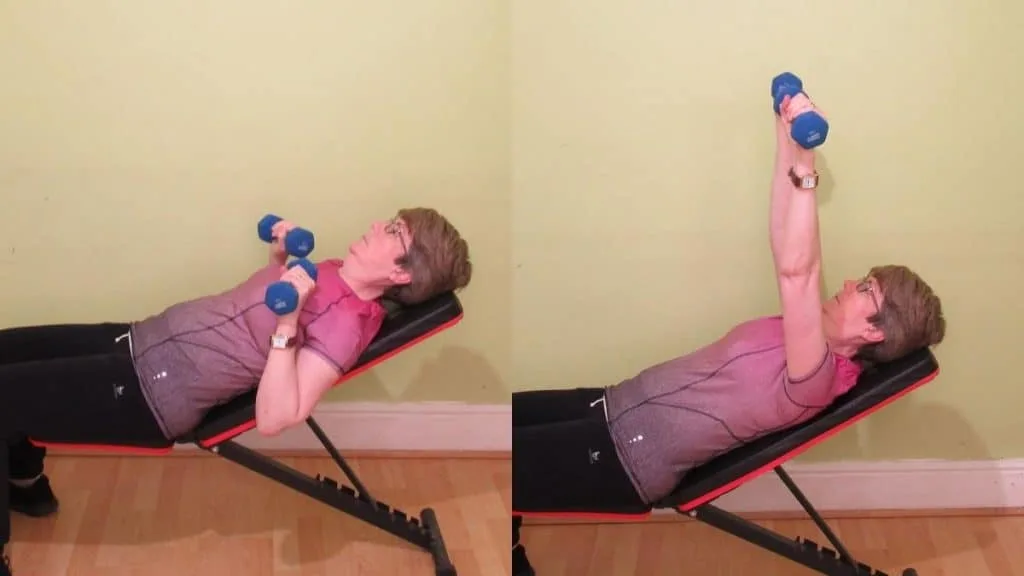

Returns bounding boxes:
[270,334,298,349]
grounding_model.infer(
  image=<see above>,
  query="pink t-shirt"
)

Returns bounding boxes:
[129,259,386,439]
[603,315,861,504]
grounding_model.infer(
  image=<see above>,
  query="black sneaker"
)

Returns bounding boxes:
[513,544,535,576]
[8,475,59,518]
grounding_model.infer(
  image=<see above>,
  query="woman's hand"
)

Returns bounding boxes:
[777,94,817,172]
[774,94,797,166]
[269,219,298,266]
[276,263,316,326]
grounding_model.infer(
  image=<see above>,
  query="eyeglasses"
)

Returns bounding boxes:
[385,218,408,255]
[856,277,880,314]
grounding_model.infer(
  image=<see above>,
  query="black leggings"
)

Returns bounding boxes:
[512,387,649,545]
[0,322,168,545]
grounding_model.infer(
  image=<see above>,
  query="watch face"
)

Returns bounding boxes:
[789,167,818,189]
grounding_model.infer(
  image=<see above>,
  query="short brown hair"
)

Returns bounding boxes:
[855,264,945,366]
[387,207,472,305]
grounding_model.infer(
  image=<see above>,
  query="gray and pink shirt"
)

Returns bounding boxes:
[603,315,861,504]
[128,259,386,440]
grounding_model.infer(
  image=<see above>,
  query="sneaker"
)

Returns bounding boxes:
[513,544,535,576]
[8,475,59,518]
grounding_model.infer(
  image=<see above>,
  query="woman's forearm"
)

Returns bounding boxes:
[770,117,796,257]
[254,320,302,434]
[774,149,822,278]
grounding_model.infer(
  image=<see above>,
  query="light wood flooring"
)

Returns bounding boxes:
[5,452,511,576]
[521,512,1024,575]
[6,453,1023,575]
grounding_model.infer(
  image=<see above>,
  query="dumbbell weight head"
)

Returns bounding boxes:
[264,258,320,315]
[257,214,282,243]
[771,72,803,96]
[283,227,315,259]
[771,72,803,114]
[790,111,829,149]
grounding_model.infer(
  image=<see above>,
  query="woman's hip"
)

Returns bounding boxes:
[512,398,648,515]
[0,347,166,446]
[513,386,608,428]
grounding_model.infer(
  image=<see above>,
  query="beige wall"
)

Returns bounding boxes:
[0,1,511,404]
[3,2,1023,463]
[511,1,1024,463]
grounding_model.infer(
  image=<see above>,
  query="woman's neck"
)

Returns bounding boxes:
[338,265,385,301]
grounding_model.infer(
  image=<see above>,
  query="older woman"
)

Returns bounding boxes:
[0,208,473,576]
[511,92,945,575]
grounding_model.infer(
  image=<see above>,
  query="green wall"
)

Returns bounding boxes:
[3,1,1022,463]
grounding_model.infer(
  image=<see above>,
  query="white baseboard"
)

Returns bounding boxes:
[670,459,1024,514]
[167,401,1022,513]
[210,401,512,454]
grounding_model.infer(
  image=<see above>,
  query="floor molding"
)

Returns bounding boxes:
[522,460,1024,521]
[192,400,513,454]
[651,459,1024,517]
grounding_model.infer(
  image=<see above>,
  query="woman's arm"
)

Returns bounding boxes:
[771,98,829,381]
[254,317,340,436]
[251,263,340,436]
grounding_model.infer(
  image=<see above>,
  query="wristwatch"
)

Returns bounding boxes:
[788,167,819,189]
[270,333,298,350]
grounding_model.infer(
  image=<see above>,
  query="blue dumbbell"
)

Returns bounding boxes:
[770,72,829,149]
[265,258,319,315]
[257,214,316,258]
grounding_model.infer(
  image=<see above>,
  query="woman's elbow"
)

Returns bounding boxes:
[255,413,287,437]
[776,258,821,282]
[255,408,308,436]
[254,405,302,436]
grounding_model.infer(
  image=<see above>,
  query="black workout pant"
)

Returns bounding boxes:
[512,387,649,546]
[0,322,168,545]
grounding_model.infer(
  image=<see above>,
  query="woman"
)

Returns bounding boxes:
[0,207,473,576]
[511,94,946,575]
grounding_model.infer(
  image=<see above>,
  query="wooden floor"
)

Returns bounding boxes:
[7,454,1024,575]
[521,513,1024,575]
[5,453,511,576]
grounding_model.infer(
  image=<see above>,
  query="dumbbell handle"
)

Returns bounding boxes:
[264,258,319,316]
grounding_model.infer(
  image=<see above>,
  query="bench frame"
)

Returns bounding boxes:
[207,417,456,575]
[680,465,912,576]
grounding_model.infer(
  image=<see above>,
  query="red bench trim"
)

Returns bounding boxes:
[29,441,174,454]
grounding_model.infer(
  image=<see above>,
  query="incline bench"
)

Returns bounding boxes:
[31,291,467,576]
[521,347,940,576]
